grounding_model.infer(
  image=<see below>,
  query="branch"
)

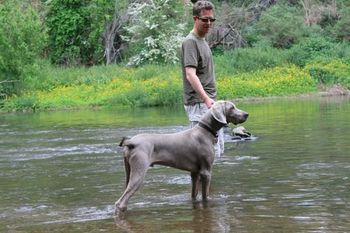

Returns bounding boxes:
[0,80,18,84]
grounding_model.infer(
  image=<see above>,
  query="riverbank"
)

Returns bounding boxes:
[237,84,350,100]
[1,84,349,114]
[1,58,349,113]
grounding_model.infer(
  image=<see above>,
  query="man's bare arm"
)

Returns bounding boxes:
[185,67,215,108]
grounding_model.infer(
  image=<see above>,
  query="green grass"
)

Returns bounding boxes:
[1,50,349,112]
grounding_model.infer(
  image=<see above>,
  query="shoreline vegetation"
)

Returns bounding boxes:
[2,1,350,113]
[1,55,349,113]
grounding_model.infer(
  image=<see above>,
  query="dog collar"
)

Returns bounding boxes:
[198,122,218,138]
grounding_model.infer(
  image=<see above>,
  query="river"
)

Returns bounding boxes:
[1,96,349,232]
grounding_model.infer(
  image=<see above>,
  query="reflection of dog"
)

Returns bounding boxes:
[115,202,221,232]
[115,101,249,216]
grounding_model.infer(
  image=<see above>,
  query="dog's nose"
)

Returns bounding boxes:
[244,112,249,119]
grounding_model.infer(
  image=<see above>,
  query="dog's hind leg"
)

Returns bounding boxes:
[115,152,149,215]
[124,157,130,187]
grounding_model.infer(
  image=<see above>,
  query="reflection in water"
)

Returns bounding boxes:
[115,201,231,233]
[1,97,350,232]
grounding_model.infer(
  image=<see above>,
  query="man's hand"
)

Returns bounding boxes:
[204,98,215,108]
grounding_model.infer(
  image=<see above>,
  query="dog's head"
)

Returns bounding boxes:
[211,101,249,125]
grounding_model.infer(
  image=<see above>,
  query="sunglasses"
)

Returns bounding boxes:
[197,17,216,23]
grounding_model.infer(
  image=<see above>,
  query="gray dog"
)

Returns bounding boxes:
[115,101,248,216]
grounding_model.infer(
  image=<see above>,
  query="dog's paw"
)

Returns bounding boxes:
[114,206,127,220]
[115,203,127,214]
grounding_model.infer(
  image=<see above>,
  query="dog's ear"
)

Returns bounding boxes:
[211,101,227,124]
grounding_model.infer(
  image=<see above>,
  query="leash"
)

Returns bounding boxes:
[198,122,218,138]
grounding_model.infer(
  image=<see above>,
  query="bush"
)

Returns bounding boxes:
[2,63,319,111]
[122,0,186,66]
[250,3,306,48]
[333,42,350,63]
[46,0,91,66]
[217,65,317,98]
[2,64,183,110]
[286,37,335,67]
[215,46,287,76]
[2,96,38,112]
[0,0,46,97]
[332,7,350,42]
[305,59,350,88]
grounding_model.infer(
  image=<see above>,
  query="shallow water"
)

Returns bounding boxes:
[1,97,350,232]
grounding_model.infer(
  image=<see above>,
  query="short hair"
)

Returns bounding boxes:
[192,1,214,17]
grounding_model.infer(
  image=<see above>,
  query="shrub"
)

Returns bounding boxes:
[286,37,336,67]
[217,65,317,98]
[122,0,186,66]
[46,0,91,66]
[2,64,183,110]
[250,3,306,48]
[215,46,287,76]
[332,7,350,42]
[333,42,350,63]
[305,59,350,88]
[0,0,46,97]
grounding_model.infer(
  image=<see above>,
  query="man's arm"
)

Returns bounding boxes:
[185,67,215,108]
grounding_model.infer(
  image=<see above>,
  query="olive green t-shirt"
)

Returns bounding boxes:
[181,31,216,105]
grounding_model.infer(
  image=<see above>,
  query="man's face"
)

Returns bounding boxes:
[194,9,215,36]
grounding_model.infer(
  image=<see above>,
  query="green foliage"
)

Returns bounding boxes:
[85,0,117,64]
[122,0,186,66]
[46,0,90,65]
[2,1,350,111]
[3,96,38,112]
[46,0,116,66]
[305,59,350,88]
[333,42,350,63]
[214,0,256,6]
[250,3,306,48]
[217,65,317,98]
[332,7,350,42]
[215,46,286,76]
[0,0,46,97]
[2,63,321,111]
[286,37,335,67]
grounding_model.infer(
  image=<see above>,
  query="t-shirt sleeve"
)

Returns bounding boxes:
[182,39,198,68]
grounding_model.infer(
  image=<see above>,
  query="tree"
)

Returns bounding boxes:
[46,0,126,66]
[46,0,92,66]
[103,0,129,64]
[333,6,350,42]
[207,0,277,50]
[121,0,186,66]
[0,0,46,97]
[88,0,117,64]
[251,3,306,48]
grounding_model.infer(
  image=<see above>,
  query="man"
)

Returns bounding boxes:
[181,0,224,156]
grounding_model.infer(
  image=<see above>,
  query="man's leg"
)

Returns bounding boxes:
[217,128,224,156]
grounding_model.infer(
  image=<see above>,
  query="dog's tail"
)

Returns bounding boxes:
[119,136,135,149]
[119,137,128,147]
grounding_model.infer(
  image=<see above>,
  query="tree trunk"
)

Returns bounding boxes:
[104,0,148,64]
[104,14,122,65]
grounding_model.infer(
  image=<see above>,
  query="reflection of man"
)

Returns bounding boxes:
[181,0,224,156]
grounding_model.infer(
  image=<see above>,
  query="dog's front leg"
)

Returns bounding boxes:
[191,172,200,200]
[200,170,211,201]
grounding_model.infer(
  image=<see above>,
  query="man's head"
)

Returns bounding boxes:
[192,1,215,37]
[192,1,214,17]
